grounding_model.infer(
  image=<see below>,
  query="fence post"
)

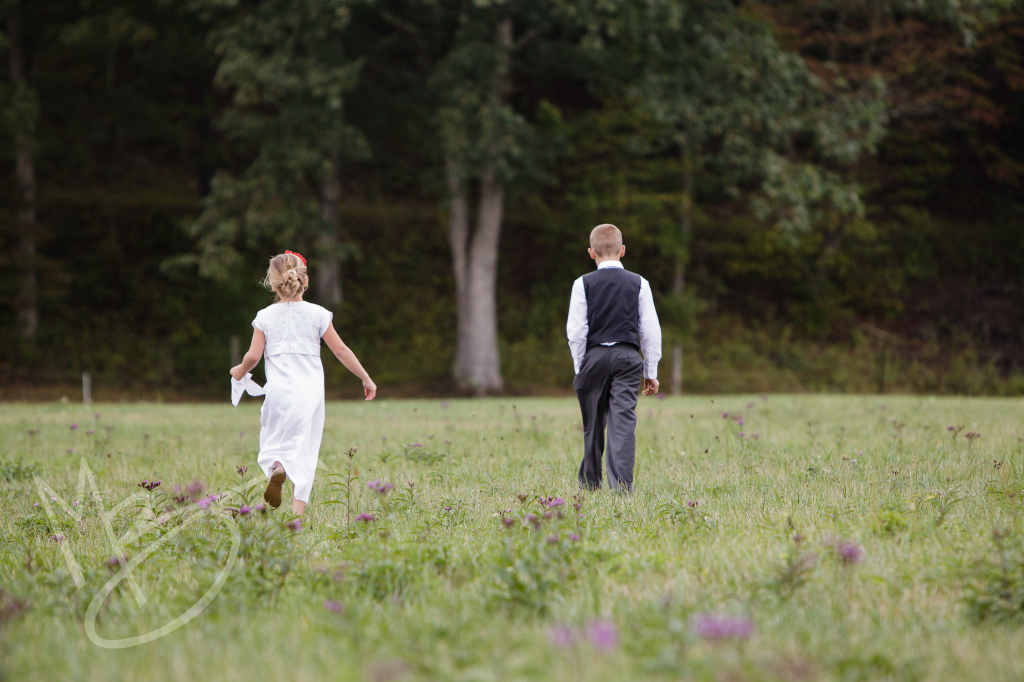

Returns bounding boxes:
[230,335,240,367]
[82,372,92,405]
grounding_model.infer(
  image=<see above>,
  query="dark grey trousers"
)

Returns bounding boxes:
[574,344,643,492]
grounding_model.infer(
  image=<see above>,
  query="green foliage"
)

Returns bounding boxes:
[964,529,1024,623]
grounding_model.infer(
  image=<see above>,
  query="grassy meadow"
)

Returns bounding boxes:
[2,395,1024,681]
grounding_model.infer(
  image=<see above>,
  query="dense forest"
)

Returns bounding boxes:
[1,0,1023,399]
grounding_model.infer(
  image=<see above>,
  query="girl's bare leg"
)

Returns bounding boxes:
[292,499,306,515]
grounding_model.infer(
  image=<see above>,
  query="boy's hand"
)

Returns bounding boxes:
[230,365,247,381]
[642,378,659,396]
[363,378,377,401]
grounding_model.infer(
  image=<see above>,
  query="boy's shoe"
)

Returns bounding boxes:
[264,464,286,508]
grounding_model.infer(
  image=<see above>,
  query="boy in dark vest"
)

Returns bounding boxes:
[567,224,662,492]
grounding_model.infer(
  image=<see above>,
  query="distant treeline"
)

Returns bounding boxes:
[1,1,1022,397]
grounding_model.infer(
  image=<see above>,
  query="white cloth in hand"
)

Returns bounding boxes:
[231,373,266,406]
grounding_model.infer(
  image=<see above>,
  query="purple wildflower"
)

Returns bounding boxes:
[367,480,395,496]
[254,503,267,514]
[66,449,74,454]
[238,505,252,516]
[502,516,515,528]
[656,393,666,401]
[586,619,618,651]
[833,539,864,565]
[722,412,729,419]
[570,533,580,542]
[69,423,78,431]
[323,600,344,613]
[547,534,560,544]
[548,625,576,648]
[196,496,212,510]
[236,465,248,476]
[51,534,64,543]
[687,500,699,508]
[86,430,94,436]
[355,513,376,523]
[286,518,302,531]
[138,480,161,492]
[186,478,205,501]
[690,613,755,640]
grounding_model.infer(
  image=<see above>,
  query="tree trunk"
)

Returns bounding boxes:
[8,3,38,340]
[671,140,693,396]
[447,19,512,395]
[317,150,343,307]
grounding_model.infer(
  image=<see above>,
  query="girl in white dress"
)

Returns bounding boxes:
[229,251,377,515]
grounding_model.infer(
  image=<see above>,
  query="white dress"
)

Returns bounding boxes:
[252,301,333,503]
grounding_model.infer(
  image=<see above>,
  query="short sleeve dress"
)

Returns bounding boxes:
[252,301,333,503]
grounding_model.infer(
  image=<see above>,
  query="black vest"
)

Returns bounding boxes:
[583,266,642,349]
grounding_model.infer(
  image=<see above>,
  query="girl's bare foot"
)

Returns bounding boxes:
[264,462,286,508]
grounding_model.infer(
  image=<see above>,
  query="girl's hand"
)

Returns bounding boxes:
[363,378,377,401]
[230,364,247,381]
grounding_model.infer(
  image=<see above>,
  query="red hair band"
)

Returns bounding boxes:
[285,250,306,266]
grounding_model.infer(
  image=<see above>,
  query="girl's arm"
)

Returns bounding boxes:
[322,322,377,401]
[230,329,266,381]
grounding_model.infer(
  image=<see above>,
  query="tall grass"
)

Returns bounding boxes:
[2,395,1024,681]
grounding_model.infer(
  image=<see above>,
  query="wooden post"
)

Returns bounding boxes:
[82,372,92,405]
[230,335,240,367]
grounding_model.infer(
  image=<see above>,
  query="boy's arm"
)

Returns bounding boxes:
[566,277,588,374]
[322,322,377,401]
[638,278,662,394]
[230,329,266,380]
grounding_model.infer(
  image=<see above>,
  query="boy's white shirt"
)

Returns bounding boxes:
[231,373,266,406]
[566,260,663,379]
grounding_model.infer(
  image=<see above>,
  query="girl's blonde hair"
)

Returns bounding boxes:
[263,253,308,301]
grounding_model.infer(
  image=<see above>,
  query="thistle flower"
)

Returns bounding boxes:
[186,478,205,501]
[502,516,515,528]
[833,539,864,565]
[586,619,618,651]
[105,555,125,568]
[367,480,394,495]
[254,503,267,514]
[543,497,565,509]
[51,534,65,543]
[196,496,212,510]
[548,625,575,648]
[138,480,161,492]
[547,534,560,544]
[286,518,302,531]
[570,533,580,542]
[236,465,248,476]
[69,423,78,431]
[323,600,344,613]
[86,430,94,436]
[690,613,755,640]
[238,505,252,516]
[355,513,376,523]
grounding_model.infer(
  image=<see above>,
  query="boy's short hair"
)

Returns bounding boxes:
[590,224,623,257]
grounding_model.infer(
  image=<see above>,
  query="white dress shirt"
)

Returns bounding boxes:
[566,260,663,379]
